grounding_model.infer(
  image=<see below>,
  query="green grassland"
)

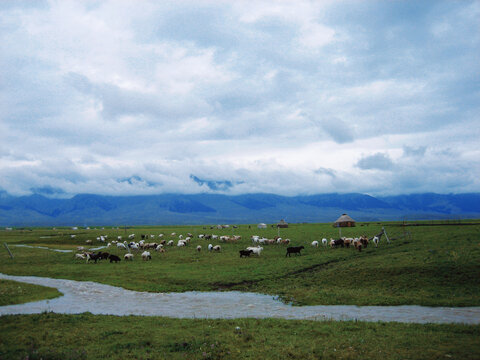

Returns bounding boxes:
[0,221,479,307]
[1,221,480,359]
[0,313,479,360]
[0,279,61,306]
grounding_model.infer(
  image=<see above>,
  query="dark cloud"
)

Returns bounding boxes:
[356,153,394,171]
[403,146,427,157]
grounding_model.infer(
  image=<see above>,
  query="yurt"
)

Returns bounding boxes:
[333,214,356,227]
[257,223,267,229]
[277,219,288,228]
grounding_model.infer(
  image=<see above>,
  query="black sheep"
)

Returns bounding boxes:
[286,246,304,257]
[108,254,121,263]
[239,249,253,258]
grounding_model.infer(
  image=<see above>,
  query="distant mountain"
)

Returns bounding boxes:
[0,192,479,226]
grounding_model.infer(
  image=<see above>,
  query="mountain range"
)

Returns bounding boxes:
[0,191,479,227]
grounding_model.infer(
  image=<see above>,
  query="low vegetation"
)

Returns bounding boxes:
[1,313,479,359]
[0,279,61,306]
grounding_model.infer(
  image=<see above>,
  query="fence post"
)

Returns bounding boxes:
[3,243,14,259]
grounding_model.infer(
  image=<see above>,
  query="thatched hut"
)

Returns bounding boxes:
[334,214,356,227]
[277,219,288,228]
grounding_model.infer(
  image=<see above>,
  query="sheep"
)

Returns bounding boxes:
[128,234,135,239]
[251,235,260,243]
[85,240,92,244]
[286,246,305,257]
[117,236,122,241]
[117,242,127,250]
[77,246,85,251]
[155,244,164,251]
[311,240,319,247]
[196,245,202,252]
[372,236,379,247]
[198,234,205,239]
[158,233,164,238]
[106,242,111,248]
[70,235,76,238]
[212,245,221,252]
[124,253,134,261]
[239,249,253,257]
[129,243,139,251]
[322,238,328,247]
[281,238,291,245]
[75,253,86,260]
[177,240,187,247]
[208,244,213,251]
[246,246,263,256]
[141,251,152,260]
[108,254,121,263]
[167,240,174,246]
[171,232,176,236]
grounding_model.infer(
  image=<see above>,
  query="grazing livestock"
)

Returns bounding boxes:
[167,240,174,246]
[155,244,163,251]
[212,245,221,252]
[239,249,253,257]
[208,244,213,251]
[108,254,121,263]
[286,246,305,257]
[124,253,134,261]
[141,251,152,260]
[372,236,379,247]
[97,252,109,260]
[311,240,319,247]
[86,252,101,263]
[75,253,86,260]
[117,242,127,250]
[322,238,328,247]
[196,245,202,252]
[246,246,263,256]
[177,240,187,247]
[85,240,92,244]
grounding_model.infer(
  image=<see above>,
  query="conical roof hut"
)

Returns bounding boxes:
[333,214,356,227]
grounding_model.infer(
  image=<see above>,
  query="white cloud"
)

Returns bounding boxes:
[0,0,478,197]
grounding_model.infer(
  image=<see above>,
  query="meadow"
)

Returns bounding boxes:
[0,220,479,359]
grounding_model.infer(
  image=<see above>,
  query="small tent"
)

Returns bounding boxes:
[257,223,267,229]
[333,214,356,227]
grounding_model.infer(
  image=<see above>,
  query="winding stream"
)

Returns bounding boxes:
[1,273,479,324]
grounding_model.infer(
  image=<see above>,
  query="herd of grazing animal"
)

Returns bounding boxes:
[73,230,383,264]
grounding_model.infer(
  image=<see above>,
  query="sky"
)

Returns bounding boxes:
[0,0,479,197]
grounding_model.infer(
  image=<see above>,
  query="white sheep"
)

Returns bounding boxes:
[117,242,126,249]
[212,245,221,252]
[124,253,134,261]
[196,245,202,252]
[372,236,379,247]
[167,240,174,246]
[177,240,186,247]
[208,244,213,251]
[75,253,86,260]
[155,244,163,251]
[141,251,151,260]
[322,238,328,247]
[117,236,122,241]
[311,240,319,247]
[246,246,263,256]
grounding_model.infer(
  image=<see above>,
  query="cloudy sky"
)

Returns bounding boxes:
[1,0,479,197]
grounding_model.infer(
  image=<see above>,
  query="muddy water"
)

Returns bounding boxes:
[0,273,479,324]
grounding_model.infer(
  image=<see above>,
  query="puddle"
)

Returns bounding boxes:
[0,273,479,324]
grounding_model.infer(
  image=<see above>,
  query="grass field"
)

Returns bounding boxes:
[0,279,61,306]
[1,221,479,359]
[1,313,479,359]
[0,221,479,306]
